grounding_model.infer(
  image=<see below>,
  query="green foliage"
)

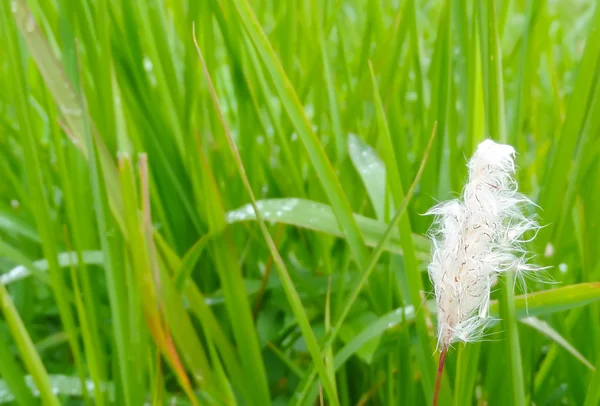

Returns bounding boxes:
[0,0,599,404]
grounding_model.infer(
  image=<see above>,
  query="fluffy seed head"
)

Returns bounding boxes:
[427,139,541,349]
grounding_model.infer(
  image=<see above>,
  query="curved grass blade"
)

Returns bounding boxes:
[0,374,194,404]
[0,240,50,286]
[347,134,392,221]
[0,284,59,406]
[1,251,102,286]
[0,211,40,243]
[520,317,594,370]
[226,198,430,260]
[0,375,113,404]
[0,335,36,404]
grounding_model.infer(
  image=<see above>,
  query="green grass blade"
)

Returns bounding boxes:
[520,317,594,370]
[1,1,598,405]
[483,0,523,404]
[585,356,600,406]
[538,4,600,240]
[227,198,430,259]
[0,284,59,405]
[318,15,345,164]
[194,31,339,404]
[453,343,481,406]
[484,0,507,143]
[1,251,102,286]
[232,0,370,270]
[3,2,88,401]
[369,65,447,402]
[319,282,600,397]
[293,124,438,405]
[0,332,36,404]
[347,133,392,221]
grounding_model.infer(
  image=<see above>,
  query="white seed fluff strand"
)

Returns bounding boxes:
[427,139,541,349]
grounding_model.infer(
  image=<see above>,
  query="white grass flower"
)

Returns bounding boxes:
[426,139,541,349]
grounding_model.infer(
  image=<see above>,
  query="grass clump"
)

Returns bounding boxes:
[0,0,599,405]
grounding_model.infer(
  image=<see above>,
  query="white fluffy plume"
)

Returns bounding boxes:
[427,139,541,349]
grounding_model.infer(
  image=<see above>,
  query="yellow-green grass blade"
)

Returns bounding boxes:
[0,323,37,404]
[0,284,59,406]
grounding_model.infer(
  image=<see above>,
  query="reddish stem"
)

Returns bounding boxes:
[432,346,448,406]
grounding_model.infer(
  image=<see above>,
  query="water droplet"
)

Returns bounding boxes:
[558,263,568,274]
[257,136,264,145]
[143,56,153,73]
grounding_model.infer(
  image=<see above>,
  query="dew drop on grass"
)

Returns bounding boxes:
[11,1,17,13]
[143,56,153,73]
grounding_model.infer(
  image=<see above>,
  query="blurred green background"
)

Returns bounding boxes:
[1,0,599,404]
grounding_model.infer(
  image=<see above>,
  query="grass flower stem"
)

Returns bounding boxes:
[432,346,448,406]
